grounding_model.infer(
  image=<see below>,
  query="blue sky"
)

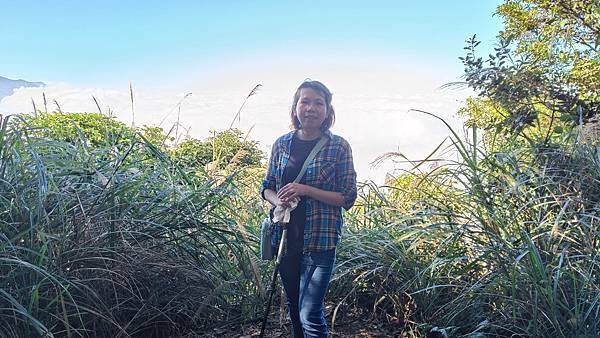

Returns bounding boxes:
[1,0,505,182]
[3,0,503,87]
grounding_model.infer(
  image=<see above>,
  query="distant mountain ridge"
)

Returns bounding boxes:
[0,76,45,101]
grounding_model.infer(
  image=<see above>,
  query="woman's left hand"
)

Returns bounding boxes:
[277,183,311,202]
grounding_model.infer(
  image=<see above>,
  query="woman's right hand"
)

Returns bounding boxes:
[264,188,291,209]
[276,197,293,209]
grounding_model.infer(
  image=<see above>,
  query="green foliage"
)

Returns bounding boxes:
[171,129,264,171]
[498,0,599,97]
[384,169,460,214]
[458,97,573,149]
[21,112,263,175]
[460,0,599,137]
[23,111,135,146]
[172,138,214,168]
[140,125,173,150]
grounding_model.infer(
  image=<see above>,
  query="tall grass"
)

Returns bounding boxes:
[0,113,262,337]
[331,117,600,337]
[1,109,597,337]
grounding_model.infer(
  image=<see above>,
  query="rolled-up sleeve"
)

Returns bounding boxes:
[335,139,357,210]
[260,141,278,199]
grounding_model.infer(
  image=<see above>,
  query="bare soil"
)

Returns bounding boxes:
[197,306,410,338]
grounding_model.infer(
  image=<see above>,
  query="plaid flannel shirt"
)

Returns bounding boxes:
[261,130,357,252]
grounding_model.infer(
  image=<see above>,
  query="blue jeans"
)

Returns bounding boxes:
[279,249,336,338]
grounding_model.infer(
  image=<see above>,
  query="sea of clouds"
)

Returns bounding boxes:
[0,65,471,184]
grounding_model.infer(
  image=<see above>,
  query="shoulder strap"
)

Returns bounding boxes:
[293,136,328,183]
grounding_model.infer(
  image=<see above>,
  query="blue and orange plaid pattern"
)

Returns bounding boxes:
[261,130,357,252]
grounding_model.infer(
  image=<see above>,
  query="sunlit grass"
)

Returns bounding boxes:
[331,117,599,336]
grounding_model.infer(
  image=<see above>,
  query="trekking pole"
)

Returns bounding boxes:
[259,224,287,338]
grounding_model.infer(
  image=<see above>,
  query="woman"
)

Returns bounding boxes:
[261,80,357,337]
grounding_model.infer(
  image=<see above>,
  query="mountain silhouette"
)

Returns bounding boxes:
[0,76,45,101]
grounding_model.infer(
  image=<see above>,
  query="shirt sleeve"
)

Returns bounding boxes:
[335,139,357,210]
[260,140,279,199]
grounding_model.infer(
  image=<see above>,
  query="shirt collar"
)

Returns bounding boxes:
[284,129,332,140]
[282,129,332,153]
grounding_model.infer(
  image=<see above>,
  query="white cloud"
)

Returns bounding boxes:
[0,65,471,184]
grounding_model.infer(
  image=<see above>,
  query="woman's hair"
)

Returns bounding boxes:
[290,80,335,132]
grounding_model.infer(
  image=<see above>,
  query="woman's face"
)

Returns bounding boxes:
[295,88,328,131]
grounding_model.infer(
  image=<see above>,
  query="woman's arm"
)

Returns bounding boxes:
[263,188,294,209]
[260,141,280,203]
[334,139,357,210]
[277,183,345,207]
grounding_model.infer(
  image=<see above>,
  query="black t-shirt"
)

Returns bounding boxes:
[282,133,319,254]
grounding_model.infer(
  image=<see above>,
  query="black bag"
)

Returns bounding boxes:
[260,216,275,260]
